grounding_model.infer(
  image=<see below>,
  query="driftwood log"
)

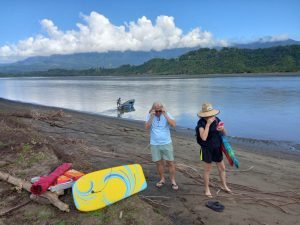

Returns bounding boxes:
[0,171,70,212]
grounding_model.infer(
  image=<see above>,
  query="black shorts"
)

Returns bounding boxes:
[200,146,223,163]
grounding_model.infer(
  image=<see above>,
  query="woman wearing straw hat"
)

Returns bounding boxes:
[196,103,231,198]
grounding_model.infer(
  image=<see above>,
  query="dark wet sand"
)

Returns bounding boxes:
[0,98,300,225]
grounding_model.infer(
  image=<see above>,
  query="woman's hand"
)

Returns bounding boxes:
[207,117,215,125]
[150,109,156,117]
[216,125,224,131]
[217,121,225,133]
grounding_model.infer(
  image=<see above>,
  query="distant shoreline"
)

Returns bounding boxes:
[1,71,300,79]
[122,72,300,79]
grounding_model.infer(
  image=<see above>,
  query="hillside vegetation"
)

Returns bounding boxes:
[1,45,300,77]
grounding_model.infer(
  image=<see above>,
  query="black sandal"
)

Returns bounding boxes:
[205,201,225,212]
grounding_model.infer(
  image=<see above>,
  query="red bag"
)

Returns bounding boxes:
[30,163,72,195]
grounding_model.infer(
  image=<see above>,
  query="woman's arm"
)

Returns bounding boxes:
[164,112,176,128]
[200,125,209,141]
[162,107,176,128]
[200,117,215,141]
[145,111,155,129]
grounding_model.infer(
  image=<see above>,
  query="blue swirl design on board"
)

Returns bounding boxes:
[73,180,96,207]
[104,172,130,198]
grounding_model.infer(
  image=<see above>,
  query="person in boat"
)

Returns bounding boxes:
[145,101,178,190]
[196,103,231,198]
[117,97,121,107]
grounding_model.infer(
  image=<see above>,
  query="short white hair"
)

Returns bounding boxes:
[149,101,163,112]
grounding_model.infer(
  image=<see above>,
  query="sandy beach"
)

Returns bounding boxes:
[0,98,300,225]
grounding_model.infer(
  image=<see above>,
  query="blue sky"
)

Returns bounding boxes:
[0,0,299,63]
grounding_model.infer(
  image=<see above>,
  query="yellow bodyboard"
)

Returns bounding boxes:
[72,164,147,212]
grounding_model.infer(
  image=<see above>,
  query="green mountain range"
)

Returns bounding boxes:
[0,39,299,74]
[130,45,300,75]
[1,45,300,77]
[0,48,196,73]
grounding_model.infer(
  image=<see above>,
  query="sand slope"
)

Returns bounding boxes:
[0,98,299,225]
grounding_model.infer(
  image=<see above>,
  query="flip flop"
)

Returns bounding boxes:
[205,201,225,212]
[156,181,165,188]
[171,183,179,190]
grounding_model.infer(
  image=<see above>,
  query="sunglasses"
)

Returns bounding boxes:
[155,110,162,113]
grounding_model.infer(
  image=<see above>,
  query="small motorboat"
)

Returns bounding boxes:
[117,98,135,110]
[117,106,135,118]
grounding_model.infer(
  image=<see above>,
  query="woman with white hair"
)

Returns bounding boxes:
[145,101,178,190]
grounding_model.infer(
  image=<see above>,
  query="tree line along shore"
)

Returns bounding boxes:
[0,45,300,77]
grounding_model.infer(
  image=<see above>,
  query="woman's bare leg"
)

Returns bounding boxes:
[216,160,231,192]
[204,162,212,197]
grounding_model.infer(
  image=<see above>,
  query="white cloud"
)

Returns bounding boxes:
[257,34,290,43]
[230,34,290,45]
[0,11,228,63]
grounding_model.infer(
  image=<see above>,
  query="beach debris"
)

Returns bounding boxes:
[139,195,170,208]
[32,169,85,193]
[173,162,300,214]
[0,200,32,216]
[0,171,70,212]
[226,165,254,172]
[9,109,65,121]
[30,163,72,195]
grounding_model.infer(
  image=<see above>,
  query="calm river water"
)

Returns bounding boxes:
[0,75,299,143]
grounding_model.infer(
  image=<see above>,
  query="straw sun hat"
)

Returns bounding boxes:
[197,103,220,117]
